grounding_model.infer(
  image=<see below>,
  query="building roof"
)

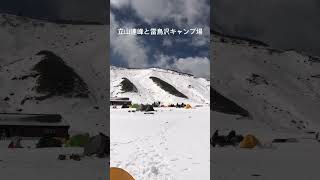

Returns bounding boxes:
[0,113,69,126]
[110,97,130,101]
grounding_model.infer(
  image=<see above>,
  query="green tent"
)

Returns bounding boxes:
[66,133,90,147]
[130,104,140,110]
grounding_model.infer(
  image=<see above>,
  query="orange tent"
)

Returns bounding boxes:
[110,167,135,180]
[239,134,260,149]
[185,104,192,109]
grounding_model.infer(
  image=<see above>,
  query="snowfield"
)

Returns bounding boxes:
[211,31,320,180]
[111,107,210,180]
[211,111,320,180]
[212,138,320,180]
[0,140,106,180]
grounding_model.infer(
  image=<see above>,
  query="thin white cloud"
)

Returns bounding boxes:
[154,54,174,68]
[162,38,173,47]
[153,54,210,78]
[110,0,130,8]
[191,26,210,47]
[110,12,149,68]
[173,57,210,78]
[111,0,209,27]
[110,0,210,77]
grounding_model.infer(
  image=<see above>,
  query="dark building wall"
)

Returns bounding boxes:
[0,125,69,138]
[110,100,132,106]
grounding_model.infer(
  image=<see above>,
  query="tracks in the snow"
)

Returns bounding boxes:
[111,123,174,180]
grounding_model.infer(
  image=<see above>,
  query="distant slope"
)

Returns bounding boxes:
[211,30,269,47]
[212,32,320,132]
[110,66,210,104]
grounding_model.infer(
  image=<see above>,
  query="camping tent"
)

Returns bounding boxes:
[130,104,140,109]
[239,134,259,149]
[110,167,135,180]
[185,104,192,109]
[8,137,23,148]
[140,104,154,112]
[152,101,161,107]
[84,133,109,157]
[66,133,90,147]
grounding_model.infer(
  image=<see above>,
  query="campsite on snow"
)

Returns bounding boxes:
[211,30,320,180]
[110,66,210,179]
[0,13,108,180]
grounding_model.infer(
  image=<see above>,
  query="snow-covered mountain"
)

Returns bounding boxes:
[110,66,210,105]
[211,30,320,135]
[0,13,109,134]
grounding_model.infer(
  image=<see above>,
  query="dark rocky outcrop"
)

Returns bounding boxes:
[150,76,188,99]
[120,78,138,93]
[211,87,249,117]
[32,50,89,99]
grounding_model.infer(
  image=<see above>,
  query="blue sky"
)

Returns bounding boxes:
[110,0,210,78]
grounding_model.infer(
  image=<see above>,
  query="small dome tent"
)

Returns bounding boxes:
[239,134,260,149]
[110,167,135,180]
[185,104,192,109]
[140,104,154,112]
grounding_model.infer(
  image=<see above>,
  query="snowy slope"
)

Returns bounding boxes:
[212,32,320,133]
[110,66,210,105]
[211,32,320,180]
[0,13,109,135]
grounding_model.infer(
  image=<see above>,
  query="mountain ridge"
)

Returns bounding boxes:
[111,66,210,104]
[211,29,320,61]
[0,11,107,25]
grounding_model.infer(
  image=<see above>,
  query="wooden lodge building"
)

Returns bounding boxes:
[0,113,70,138]
[110,97,132,106]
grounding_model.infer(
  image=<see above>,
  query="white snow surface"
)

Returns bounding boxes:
[212,33,320,132]
[0,140,107,180]
[111,107,210,180]
[211,33,320,179]
[110,66,210,105]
